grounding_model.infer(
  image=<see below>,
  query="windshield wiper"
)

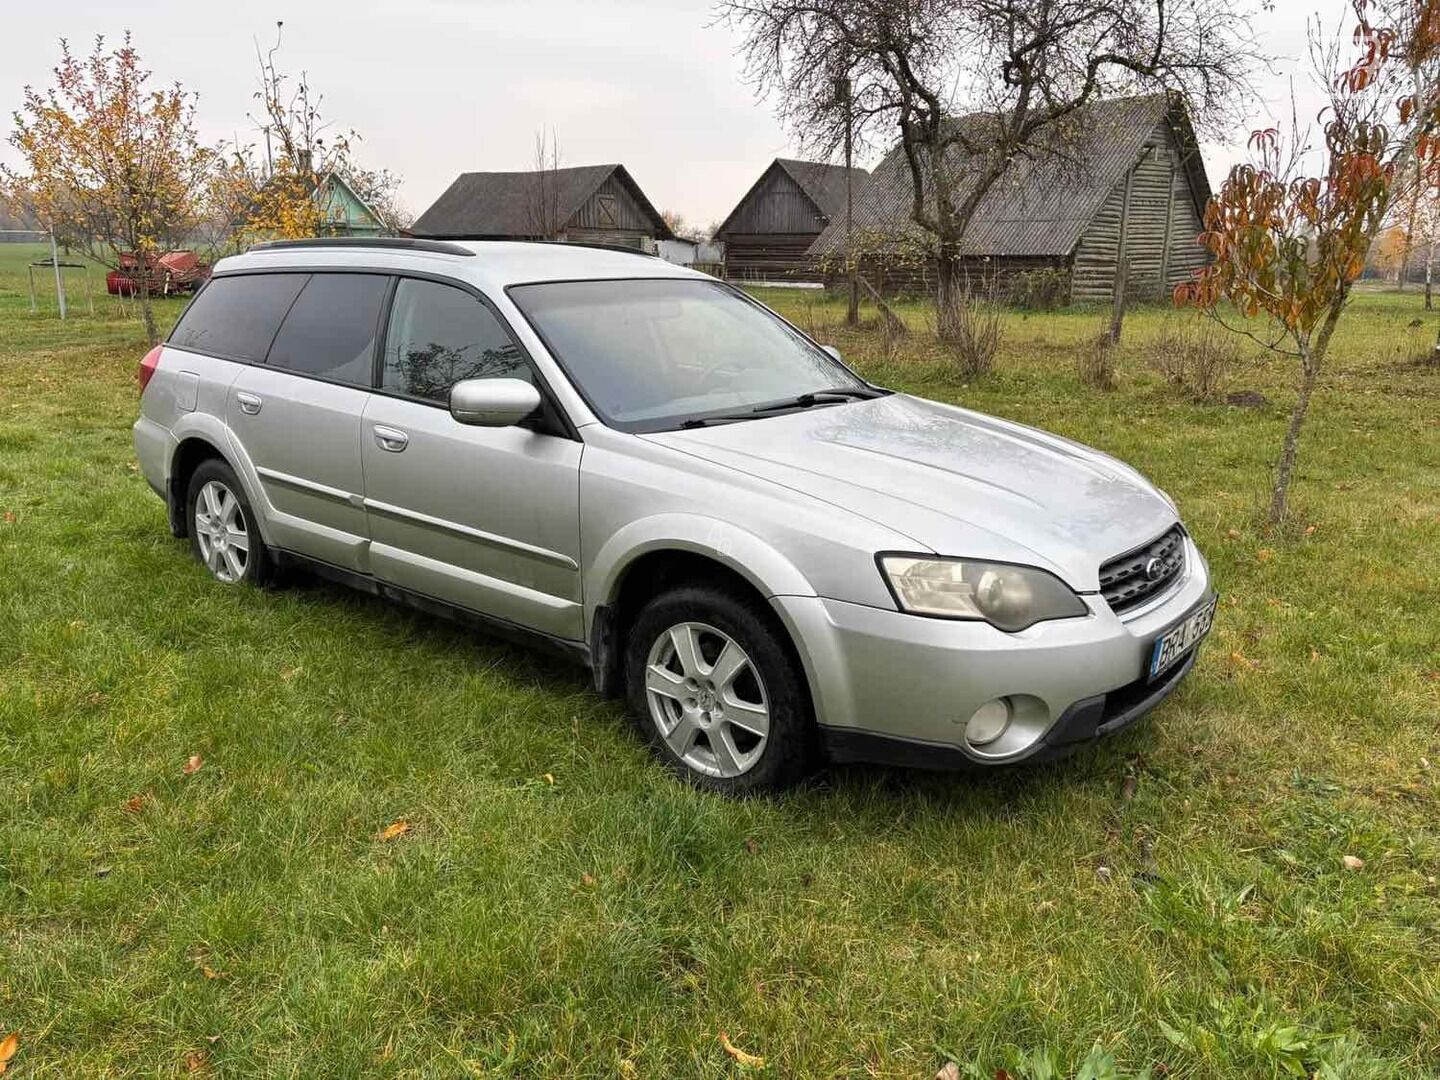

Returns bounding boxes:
[748,386,887,413]
[676,386,887,429]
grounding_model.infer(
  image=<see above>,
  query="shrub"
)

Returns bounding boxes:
[936,288,1002,378]
[1078,331,1117,390]
[1006,267,1071,311]
[1150,318,1237,401]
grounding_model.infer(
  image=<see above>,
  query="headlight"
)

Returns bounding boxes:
[878,555,1088,631]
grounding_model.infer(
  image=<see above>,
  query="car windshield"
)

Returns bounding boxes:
[508,278,871,432]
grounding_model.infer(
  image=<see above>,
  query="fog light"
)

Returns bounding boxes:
[966,697,1013,747]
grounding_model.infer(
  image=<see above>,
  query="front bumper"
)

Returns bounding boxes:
[771,535,1213,768]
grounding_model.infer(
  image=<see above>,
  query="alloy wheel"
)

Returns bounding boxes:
[193,480,250,583]
[644,621,770,778]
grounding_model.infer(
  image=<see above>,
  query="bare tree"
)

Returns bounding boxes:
[526,128,565,239]
[721,0,1261,315]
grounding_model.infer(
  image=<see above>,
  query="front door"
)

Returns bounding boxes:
[360,277,583,640]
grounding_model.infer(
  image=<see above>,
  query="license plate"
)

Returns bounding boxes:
[1148,595,1216,680]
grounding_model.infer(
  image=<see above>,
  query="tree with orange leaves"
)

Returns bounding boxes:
[1177,0,1440,526]
[4,34,216,345]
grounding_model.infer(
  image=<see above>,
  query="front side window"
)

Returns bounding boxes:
[169,273,308,361]
[382,278,528,403]
[507,278,868,432]
[266,273,389,385]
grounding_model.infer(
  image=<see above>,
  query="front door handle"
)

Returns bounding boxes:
[373,425,409,453]
[236,391,263,415]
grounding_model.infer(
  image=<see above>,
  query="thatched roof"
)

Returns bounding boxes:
[808,94,1210,259]
[716,159,870,237]
[411,163,672,239]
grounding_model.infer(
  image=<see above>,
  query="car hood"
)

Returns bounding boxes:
[643,394,1178,591]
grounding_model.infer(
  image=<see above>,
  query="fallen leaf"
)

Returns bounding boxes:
[184,1048,207,1072]
[1121,775,1138,801]
[0,1033,18,1073]
[935,1063,961,1080]
[1256,548,1274,563]
[1228,650,1260,671]
[580,871,596,887]
[1224,528,1240,539]
[121,793,150,814]
[1,511,14,524]
[201,965,223,981]
[1310,648,1321,663]
[543,772,555,786]
[1342,854,1365,872]
[377,819,411,842]
[94,865,113,878]
[743,837,760,855]
[182,754,203,776]
[719,1032,765,1069]
[1304,524,1317,535]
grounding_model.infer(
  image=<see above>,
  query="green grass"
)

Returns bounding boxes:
[1,243,1438,1078]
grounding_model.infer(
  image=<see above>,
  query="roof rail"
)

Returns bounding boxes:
[247,237,476,257]
[416,237,661,259]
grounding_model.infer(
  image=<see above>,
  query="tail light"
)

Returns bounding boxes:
[137,345,162,395]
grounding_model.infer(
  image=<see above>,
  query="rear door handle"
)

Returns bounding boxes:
[236,391,263,415]
[373,425,409,453]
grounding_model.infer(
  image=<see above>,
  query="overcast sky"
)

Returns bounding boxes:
[3,0,1334,229]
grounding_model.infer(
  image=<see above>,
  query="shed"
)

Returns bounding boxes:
[411,163,673,249]
[807,95,1211,303]
[715,159,869,282]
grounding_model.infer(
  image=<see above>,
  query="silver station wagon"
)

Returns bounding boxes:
[133,238,1215,792]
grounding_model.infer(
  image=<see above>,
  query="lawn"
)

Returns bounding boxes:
[1,242,1437,1078]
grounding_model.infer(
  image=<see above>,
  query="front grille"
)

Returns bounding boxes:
[1099,525,1185,614]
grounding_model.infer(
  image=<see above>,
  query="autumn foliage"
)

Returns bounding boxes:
[1177,0,1440,525]
[4,34,216,343]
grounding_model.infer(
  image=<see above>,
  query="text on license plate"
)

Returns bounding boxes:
[1148,596,1216,680]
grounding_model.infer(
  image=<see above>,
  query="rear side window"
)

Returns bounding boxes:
[266,273,389,386]
[381,278,528,403]
[169,273,308,361]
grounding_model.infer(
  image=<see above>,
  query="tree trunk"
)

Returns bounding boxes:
[138,276,159,347]
[936,246,962,339]
[1268,301,1343,526]
[1427,241,1434,311]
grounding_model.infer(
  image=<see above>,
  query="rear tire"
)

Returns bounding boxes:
[625,583,814,793]
[185,459,273,586]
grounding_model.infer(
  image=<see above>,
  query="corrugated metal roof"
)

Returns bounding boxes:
[809,95,1209,259]
[412,163,673,239]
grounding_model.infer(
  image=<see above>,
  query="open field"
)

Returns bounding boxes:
[1,242,1438,1078]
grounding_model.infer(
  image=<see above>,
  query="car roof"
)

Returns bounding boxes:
[211,239,705,293]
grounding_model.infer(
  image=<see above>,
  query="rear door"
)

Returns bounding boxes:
[360,276,584,640]
[225,272,390,571]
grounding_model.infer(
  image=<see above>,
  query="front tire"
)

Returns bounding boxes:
[185,459,272,586]
[625,584,814,793]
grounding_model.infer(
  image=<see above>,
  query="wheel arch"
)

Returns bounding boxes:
[586,516,816,699]
[165,414,269,543]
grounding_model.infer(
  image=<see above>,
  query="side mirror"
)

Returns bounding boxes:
[449,378,542,427]
[821,344,842,361]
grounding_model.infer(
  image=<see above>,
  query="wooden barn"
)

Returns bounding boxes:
[807,95,1212,303]
[715,159,870,282]
[411,163,673,249]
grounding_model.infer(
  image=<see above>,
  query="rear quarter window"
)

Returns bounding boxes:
[169,273,309,361]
